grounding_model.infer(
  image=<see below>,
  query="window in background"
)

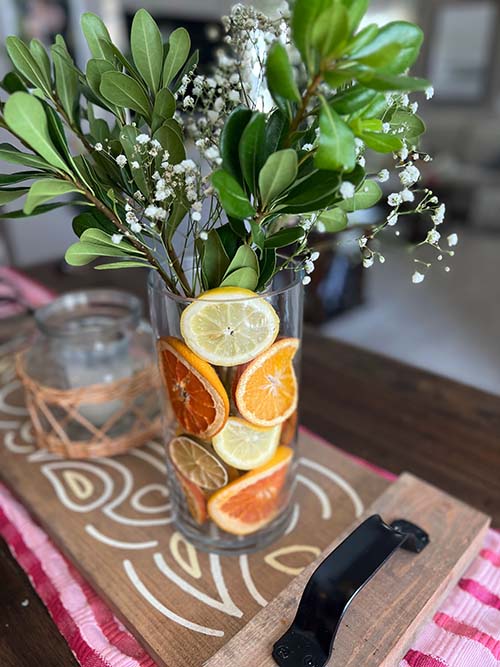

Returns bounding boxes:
[428,1,498,103]
[361,0,417,27]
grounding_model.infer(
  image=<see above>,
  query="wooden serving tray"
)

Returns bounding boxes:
[0,356,490,667]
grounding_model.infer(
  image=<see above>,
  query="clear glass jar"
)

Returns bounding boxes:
[25,289,157,438]
[148,269,303,554]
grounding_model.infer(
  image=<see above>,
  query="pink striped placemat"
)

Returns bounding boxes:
[1,451,499,667]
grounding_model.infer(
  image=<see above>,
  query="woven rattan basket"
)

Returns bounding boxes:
[16,352,162,459]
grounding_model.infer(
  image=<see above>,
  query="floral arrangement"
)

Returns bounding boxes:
[0,0,455,294]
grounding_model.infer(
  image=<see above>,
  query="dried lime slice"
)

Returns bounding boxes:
[169,436,228,490]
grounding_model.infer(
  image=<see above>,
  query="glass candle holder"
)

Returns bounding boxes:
[23,289,158,448]
[149,269,304,554]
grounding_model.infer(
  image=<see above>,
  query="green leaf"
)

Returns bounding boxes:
[3,93,70,174]
[345,23,378,53]
[264,227,305,249]
[220,267,259,290]
[6,36,50,93]
[239,112,267,194]
[1,71,27,94]
[351,21,424,75]
[249,220,265,250]
[317,207,348,231]
[257,249,277,291]
[163,28,191,87]
[323,69,355,88]
[216,223,239,260]
[0,202,66,219]
[228,217,248,238]
[29,39,51,88]
[330,85,377,114]
[278,165,341,213]
[0,171,48,185]
[86,58,114,98]
[81,13,113,61]
[266,42,300,104]
[356,71,430,92]
[52,44,79,122]
[100,71,152,118]
[154,123,185,164]
[315,100,356,171]
[389,110,426,143]
[212,170,256,219]
[72,211,116,237]
[131,9,163,92]
[95,260,149,270]
[265,109,289,155]
[361,131,403,153]
[201,229,230,289]
[259,149,298,207]
[152,88,176,131]
[340,0,369,34]
[81,228,144,255]
[311,3,349,58]
[65,241,130,267]
[220,106,253,183]
[223,244,259,279]
[24,179,81,214]
[338,179,382,211]
[292,0,332,70]
[0,189,28,205]
[351,92,387,120]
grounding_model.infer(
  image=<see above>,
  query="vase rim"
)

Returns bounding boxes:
[35,289,142,338]
[147,265,303,304]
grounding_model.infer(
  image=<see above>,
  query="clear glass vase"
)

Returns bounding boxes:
[148,269,303,554]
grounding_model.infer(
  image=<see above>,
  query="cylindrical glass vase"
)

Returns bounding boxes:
[148,269,303,554]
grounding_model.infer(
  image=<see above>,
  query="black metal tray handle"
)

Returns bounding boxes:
[272,514,429,667]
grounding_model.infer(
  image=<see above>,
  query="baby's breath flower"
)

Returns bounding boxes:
[112,234,123,244]
[447,233,458,247]
[400,188,415,203]
[401,94,410,107]
[304,260,314,274]
[310,251,320,262]
[432,203,446,225]
[387,211,399,226]
[426,229,441,245]
[398,144,409,161]
[377,169,390,183]
[302,143,314,152]
[94,143,103,152]
[388,192,402,207]
[409,101,419,114]
[363,255,374,268]
[358,237,367,249]
[316,221,326,233]
[379,255,386,264]
[116,154,127,168]
[444,266,451,273]
[399,164,420,187]
[131,161,140,169]
[425,86,435,100]
[199,231,208,241]
[382,123,391,133]
[412,271,425,284]
[340,181,355,199]
[192,211,202,222]
[136,134,150,145]
[357,155,366,167]
[302,275,311,286]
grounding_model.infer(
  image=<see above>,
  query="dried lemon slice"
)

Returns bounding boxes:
[180,287,280,367]
[169,436,228,490]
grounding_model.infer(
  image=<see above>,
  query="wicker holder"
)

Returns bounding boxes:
[16,352,162,459]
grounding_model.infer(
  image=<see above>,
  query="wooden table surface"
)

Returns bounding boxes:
[1,262,499,666]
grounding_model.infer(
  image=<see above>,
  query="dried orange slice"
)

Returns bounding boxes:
[207,446,293,535]
[175,470,207,525]
[169,436,228,490]
[180,287,280,367]
[158,336,229,438]
[234,338,299,427]
[212,417,281,470]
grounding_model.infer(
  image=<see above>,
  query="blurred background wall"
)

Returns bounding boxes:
[0,0,499,393]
